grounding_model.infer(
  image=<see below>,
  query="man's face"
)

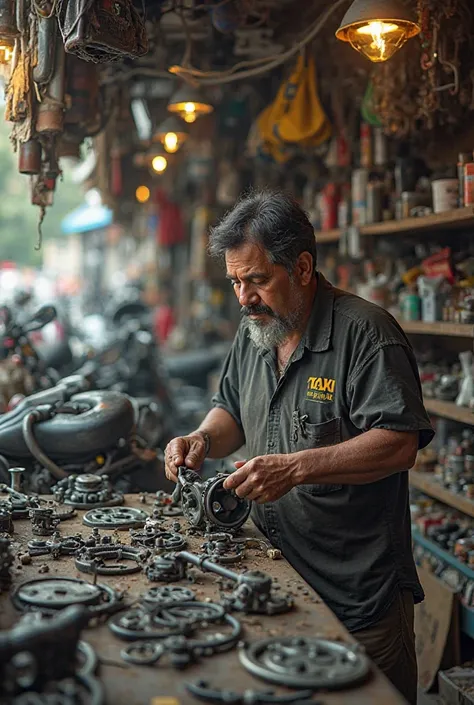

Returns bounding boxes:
[225,242,305,350]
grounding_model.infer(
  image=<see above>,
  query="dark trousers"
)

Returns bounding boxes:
[352,590,417,705]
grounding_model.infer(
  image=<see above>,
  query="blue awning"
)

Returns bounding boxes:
[61,203,113,235]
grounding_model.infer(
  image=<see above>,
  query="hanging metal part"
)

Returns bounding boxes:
[82,506,149,530]
[75,544,147,576]
[33,10,58,84]
[52,474,124,509]
[239,637,370,690]
[176,468,251,532]
[12,577,124,620]
[36,38,66,134]
[185,680,317,705]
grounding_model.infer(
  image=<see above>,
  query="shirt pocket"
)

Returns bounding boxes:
[290,415,343,496]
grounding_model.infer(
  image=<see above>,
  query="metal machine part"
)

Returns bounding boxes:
[0,605,104,705]
[29,507,61,535]
[176,552,293,615]
[9,467,25,494]
[145,552,188,583]
[11,577,123,620]
[154,490,183,517]
[130,526,187,551]
[52,474,124,509]
[0,483,37,519]
[202,532,244,565]
[239,637,370,689]
[75,544,147,576]
[109,601,225,641]
[185,680,317,705]
[0,536,13,591]
[120,612,242,669]
[0,501,13,533]
[176,468,250,532]
[141,585,196,605]
[28,532,85,558]
[82,506,149,530]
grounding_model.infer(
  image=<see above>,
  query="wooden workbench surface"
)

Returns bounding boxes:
[0,495,406,705]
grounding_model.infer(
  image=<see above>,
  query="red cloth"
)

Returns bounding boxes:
[154,305,175,344]
[153,188,185,247]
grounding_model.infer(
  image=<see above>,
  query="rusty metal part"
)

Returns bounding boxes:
[239,637,370,690]
[154,490,183,517]
[185,680,317,705]
[120,612,242,670]
[0,605,104,704]
[33,11,58,84]
[11,577,124,620]
[130,526,187,551]
[0,536,13,591]
[27,532,85,558]
[36,39,66,134]
[83,506,148,530]
[176,552,293,616]
[75,544,147,576]
[52,474,124,510]
[176,469,250,532]
[145,553,188,583]
[29,507,61,536]
[141,585,196,606]
[0,502,13,533]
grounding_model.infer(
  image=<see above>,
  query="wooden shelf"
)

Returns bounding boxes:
[315,206,474,244]
[400,320,474,338]
[424,398,474,426]
[410,470,474,518]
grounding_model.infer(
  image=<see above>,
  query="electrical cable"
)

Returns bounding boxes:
[22,410,67,480]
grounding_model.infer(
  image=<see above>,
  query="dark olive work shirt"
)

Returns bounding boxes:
[212,273,434,632]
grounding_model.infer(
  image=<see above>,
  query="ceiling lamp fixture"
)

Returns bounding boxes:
[151,155,168,174]
[153,116,189,154]
[167,84,214,124]
[0,0,19,65]
[335,0,420,63]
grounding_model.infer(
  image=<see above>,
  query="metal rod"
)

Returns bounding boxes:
[9,468,25,493]
[177,550,239,582]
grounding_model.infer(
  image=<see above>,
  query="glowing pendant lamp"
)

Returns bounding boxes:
[167,84,214,124]
[336,0,420,63]
[0,0,19,65]
[153,116,189,154]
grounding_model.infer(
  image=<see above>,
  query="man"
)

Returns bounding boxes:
[165,191,433,704]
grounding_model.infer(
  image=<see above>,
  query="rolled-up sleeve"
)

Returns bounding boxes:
[348,343,434,449]
[211,339,243,430]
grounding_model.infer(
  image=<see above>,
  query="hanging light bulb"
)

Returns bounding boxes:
[335,0,420,63]
[167,84,213,124]
[153,116,189,154]
[0,1,18,65]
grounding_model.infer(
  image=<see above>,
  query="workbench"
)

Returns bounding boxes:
[0,495,407,705]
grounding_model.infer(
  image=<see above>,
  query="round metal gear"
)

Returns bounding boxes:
[13,578,102,609]
[82,506,148,530]
[141,585,196,605]
[130,528,187,551]
[239,637,370,689]
[52,474,124,510]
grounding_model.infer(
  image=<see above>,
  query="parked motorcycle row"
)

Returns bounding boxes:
[0,295,229,496]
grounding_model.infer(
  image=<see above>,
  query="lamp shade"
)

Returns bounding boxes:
[336,0,420,62]
[167,85,214,124]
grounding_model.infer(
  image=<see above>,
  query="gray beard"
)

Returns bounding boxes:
[243,291,305,352]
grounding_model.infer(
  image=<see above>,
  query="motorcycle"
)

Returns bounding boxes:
[0,371,172,495]
[0,304,62,412]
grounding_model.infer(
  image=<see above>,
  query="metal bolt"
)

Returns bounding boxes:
[9,467,25,493]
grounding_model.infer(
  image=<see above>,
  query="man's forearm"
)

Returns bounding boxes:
[294,429,419,485]
[196,407,245,459]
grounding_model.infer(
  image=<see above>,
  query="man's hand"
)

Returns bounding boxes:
[223,454,299,504]
[164,433,206,483]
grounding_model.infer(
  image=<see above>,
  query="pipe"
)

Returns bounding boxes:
[22,410,67,480]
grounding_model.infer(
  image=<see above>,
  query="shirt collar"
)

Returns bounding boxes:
[302,272,334,353]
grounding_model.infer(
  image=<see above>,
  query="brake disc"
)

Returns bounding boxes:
[238,637,370,689]
[82,507,148,530]
[141,585,196,605]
